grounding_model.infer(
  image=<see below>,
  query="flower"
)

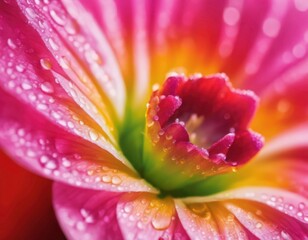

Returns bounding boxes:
[1,0,308,239]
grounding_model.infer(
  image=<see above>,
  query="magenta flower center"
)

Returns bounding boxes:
[142,74,264,194]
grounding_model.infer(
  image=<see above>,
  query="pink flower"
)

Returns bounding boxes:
[1,0,308,239]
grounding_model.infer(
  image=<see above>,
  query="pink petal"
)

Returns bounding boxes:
[16,0,126,118]
[178,187,308,239]
[0,1,121,160]
[175,201,221,239]
[53,182,123,240]
[183,187,308,224]
[0,89,153,193]
[231,126,308,198]
[225,201,308,239]
[176,201,257,239]
[242,1,308,92]
[117,193,189,240]
[80,0,151,105]
[252,79,308,140]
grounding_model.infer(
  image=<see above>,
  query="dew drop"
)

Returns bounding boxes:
[59,56,70,69]
[40,155,57,170]
[48,38,59,51]
[298,202,305,210]
[280,230,292,240]
[7,38,17,49]
[26,150,36,158]
[147,120,155,128]
[124,203,132,213]
[297,211,303,217]
[25,7,37,19]
[223,7,240,26]
[49,9,66,25]
[88,130,98,141]
[16,64,25,72]
[255,222,262,229]
[292,44,306,58]
[75,221,85,231]
[111,176,122,185]
[40,58,52,70]
[151,213,171,230]
[37,103,48,110]
[21,82,32,90]
[62,158,71,167]
[101,175,111,183]
[189,203,211,219]
[64,21,78,35]
[263,18,280,38]
[40,82,54,93]
[294,0,308,12]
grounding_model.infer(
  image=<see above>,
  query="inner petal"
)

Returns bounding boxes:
[142,73,264,194]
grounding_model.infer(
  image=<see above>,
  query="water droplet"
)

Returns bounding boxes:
[189,203,211,219]
[16,129,25,137]
[111,176,122,185]
[64,21,78,35]
[80,208,95,223]
[40,82,54,93]
[137,221,144,229]
[62,158,71,167]
[294,0,308,12]
[298,202,305,210]
[101,175,111,183]
[292,44,306,58]
[40,155,57,170]
[263,18,280,38]
[49,9,66,25]
[124,203,132,213]
[26,150,36,157]
[75,221,85,231]
[59,56,70,69]
[147,120,154,127]
[16,64,25,72]
[21,82,32,90]
[151,212,172,230]
[7,38,17,49]
[40,58,52,70]
[223,7,240,26]
[37,103,48,110]
[25,7,37,19]
[48,38,59,51]
[281,230,292,240]
[88,130,98,141]
[255,222,262,229]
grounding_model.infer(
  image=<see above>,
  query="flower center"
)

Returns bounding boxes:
[121,73,264,197]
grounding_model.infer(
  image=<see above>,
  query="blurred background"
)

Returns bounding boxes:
[0,150,65,240]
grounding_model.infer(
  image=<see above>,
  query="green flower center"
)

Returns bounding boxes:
[119,74,263,198]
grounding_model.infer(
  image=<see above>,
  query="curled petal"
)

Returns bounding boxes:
[143,74,263,192]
